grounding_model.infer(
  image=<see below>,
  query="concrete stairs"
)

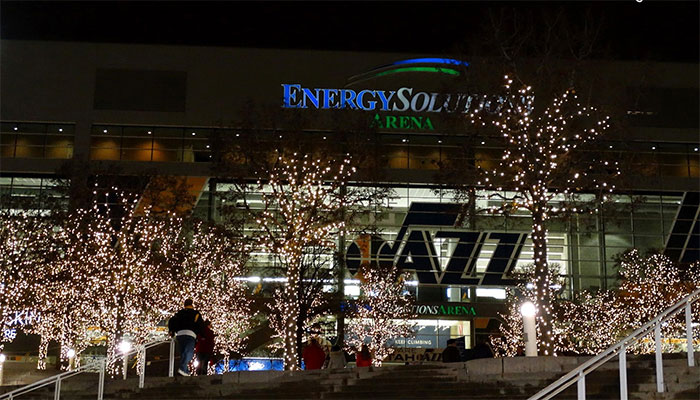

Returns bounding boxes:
[1,355,698,399]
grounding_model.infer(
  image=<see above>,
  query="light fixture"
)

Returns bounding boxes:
[118,340,132,354]
[13,127,18,131]
[520,301,537,317]
[58,128,63,132]
[438,140,442,144]
[103,129,108,133]
[191,132,196,136]
[147,131,152,135]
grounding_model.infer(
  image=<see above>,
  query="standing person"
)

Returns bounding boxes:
[168,299,205,376]
[471,337,495,359]
[195,320,215,375]
[302,338,326,370]
[355,344,372,367]
[309,323,332,355]
[326,344,347,369]
[441,339,462,363]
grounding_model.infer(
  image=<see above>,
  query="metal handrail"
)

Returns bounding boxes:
[0,337,172,400]
[529,287,700,400]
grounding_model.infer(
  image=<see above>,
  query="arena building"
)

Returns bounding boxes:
[1,40,698,354]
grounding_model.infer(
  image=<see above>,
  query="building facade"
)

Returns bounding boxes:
[1,40,698,353]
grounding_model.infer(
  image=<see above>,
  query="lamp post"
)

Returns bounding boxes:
[66,348,76,370]
[520,301,537,356]
[119,340,132,380]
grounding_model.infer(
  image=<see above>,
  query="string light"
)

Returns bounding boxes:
[1,191,253,373]
[253,152,360,370]
[492,250,700,356]
[345,264,416,366]
[468,76,619,355]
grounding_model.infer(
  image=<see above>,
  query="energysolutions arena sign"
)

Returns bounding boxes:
[281,84,532,115]
[280,57,533,131]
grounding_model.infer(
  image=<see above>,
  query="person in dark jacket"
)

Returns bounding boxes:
[441,339,462,363]
[195,320,215,375]
[168,299,205,376]
[302,338,326,370]
[471,337,495,360]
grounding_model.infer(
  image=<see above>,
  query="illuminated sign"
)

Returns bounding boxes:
[3,310,40,341]
[281,84,533,115]
[414,304,476,317]
[370,114,434,131]
[346,203,527,287]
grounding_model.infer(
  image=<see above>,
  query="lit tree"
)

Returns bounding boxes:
[345,264,416,366]
[265,244,335,367]
[161,220,254,373]
[245,152,381,370]
[0,211,54,357]
[490,263,569,357]
[466,76,619,355]
[564,250,700,354]
[492,251,700,356]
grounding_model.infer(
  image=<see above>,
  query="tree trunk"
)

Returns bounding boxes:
[531,204,554,355]
[283,254,302,370]
[296,314,305,369]
[37,335,50,370]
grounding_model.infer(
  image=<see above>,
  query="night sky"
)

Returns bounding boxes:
[1,1,698,63]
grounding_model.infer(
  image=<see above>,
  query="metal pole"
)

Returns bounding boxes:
[53,376,61,400]
[97,359,105,400]
[576,371,586,400]
[654,324,664,393]
[138,346,145,389]
[686,302,695,367]
[619,344,628,400]
[168,338,175,378]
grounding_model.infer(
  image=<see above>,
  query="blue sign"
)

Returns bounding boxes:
[281,84,533,114]
[215,357,284,373]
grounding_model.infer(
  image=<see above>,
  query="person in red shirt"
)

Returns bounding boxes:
[355,344,372,367]
[195,320,215,375]
[302,338,326,370]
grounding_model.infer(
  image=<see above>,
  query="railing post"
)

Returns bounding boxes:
[138,345,146,389]
[168,338,175,378]
[97,359,105,400]
[619,344,628,400]
[686,302,695,367]
[577,371,586,400]
[654,323,664,393]
[53,376,61,400]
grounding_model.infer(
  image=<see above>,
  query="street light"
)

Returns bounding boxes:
[520,301,538,357]
[66,348,76,370]
[119,340,132,380]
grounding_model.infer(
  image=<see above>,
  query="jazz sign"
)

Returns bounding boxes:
[346,202,527,287]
